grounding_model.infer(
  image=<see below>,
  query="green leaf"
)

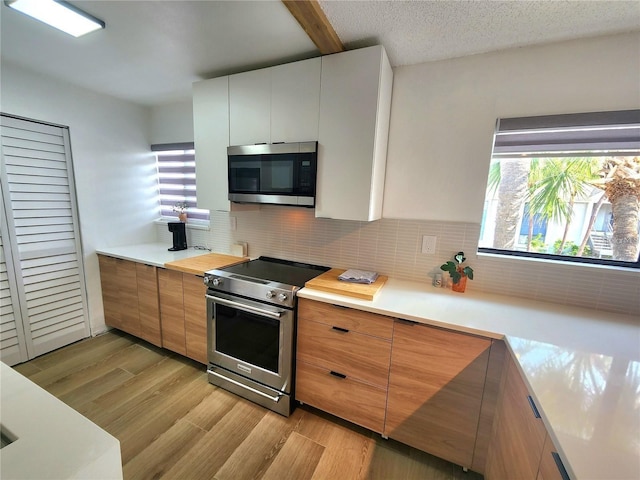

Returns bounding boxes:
[440,261,456,273]
[463,266,474,280]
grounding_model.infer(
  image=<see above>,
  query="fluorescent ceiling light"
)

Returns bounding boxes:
[5,0,105,37]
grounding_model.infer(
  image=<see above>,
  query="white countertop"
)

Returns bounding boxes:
[299,279,640,480]
[0,362,122,479]
[96,243,210,267]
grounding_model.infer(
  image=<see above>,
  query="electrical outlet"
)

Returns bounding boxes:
[421,235,437,255]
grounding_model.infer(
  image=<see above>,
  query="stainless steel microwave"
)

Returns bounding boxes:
[227,141,317,207]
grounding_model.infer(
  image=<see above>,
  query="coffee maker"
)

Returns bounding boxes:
[168,222,187,251]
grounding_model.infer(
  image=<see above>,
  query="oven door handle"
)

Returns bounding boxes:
[207,369,282,403]
[206,294,283,319]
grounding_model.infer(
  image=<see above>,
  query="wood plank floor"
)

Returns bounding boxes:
[13,331,484,480]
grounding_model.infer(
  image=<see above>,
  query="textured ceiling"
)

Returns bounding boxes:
[1,0,639,106]
[319,0,640,66]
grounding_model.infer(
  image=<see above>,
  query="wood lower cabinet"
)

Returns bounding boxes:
[384,320,491,468]
[99,256,214,364]
[98,255,161,346]
[158,268,186,355]
[486,354,568,480]
[136,263,161,346]
[183,273,207,364]
[472,339,507,474]
[158,269,207,363]
[537,433,566,480]
[485,353,547,479]
[98,255,122,331]
[295,299,393,433]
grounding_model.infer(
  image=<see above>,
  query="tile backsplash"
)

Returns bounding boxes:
[157,205,640,317]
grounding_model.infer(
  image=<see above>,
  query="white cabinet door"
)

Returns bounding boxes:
[316,45,393,221]
[0,115,90,363]
[271,57,321,143]
[193,76,231,212]
[229,68,271,146]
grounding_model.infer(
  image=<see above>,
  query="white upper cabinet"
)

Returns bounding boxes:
[271,58,321,143]
[192,49,391,216]
[229,57,321,146]
[316,45,393,222]
[193,76,231,211]
[229,68,271,146]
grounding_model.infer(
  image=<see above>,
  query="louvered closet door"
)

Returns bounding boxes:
[0,192,29,365]
[0,114,89,362]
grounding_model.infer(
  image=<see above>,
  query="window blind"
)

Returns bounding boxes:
[152,142,210,222]
[492,109,640,157]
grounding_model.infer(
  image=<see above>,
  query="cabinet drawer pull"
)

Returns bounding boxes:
[329,371,347,379]
[331,326,349,333]
[527,395,541,418]
[551,452,571,480]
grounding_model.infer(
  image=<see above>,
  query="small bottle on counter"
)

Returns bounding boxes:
[433,273,442,287]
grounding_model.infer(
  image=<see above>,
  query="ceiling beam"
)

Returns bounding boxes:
[282,0,344,55]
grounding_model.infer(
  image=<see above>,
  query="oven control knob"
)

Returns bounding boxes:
[266,290,276,299]
[212,278,223,287]
[278,293,288,302]
[203,276,210,285]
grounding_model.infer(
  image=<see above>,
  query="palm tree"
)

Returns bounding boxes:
[492,159,530,249]
[529,158,599,254]
[576,191,607,257]
[490,158,598,254]
[591,156,640,262]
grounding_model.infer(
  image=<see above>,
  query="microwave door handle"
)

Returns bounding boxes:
[206,294,283,319]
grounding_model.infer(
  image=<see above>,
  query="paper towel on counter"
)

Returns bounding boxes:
[337,269,379,284]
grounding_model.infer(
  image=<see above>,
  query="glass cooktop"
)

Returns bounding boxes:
[219,256,329,288]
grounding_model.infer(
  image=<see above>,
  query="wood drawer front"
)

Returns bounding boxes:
[299,298,393,339]
[296,360,387,433]
[297,316,391,389]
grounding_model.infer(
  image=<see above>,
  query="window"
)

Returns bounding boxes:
[153,142,209,223]
[479,110,640,268]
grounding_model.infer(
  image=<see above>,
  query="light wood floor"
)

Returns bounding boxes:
[14,331,484,480]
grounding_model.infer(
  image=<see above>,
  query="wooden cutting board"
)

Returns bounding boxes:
[164,253,248,276]
[305,268,387,301]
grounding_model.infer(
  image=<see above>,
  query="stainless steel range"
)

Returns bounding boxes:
[204,256,329,416]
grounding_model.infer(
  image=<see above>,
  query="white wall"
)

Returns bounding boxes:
[150,100,194,145]
[153,32,640,317]
[384,32,640,223]
[1,61,157,335]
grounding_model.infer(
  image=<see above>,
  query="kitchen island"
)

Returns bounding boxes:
[0,362,122,479]
[299,279,640,480]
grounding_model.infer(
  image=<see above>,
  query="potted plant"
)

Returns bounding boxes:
[440,251,474,293]
[173,202,188,222]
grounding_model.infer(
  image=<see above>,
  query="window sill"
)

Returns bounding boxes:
[477,250,639,274]
[154,218,210,231]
